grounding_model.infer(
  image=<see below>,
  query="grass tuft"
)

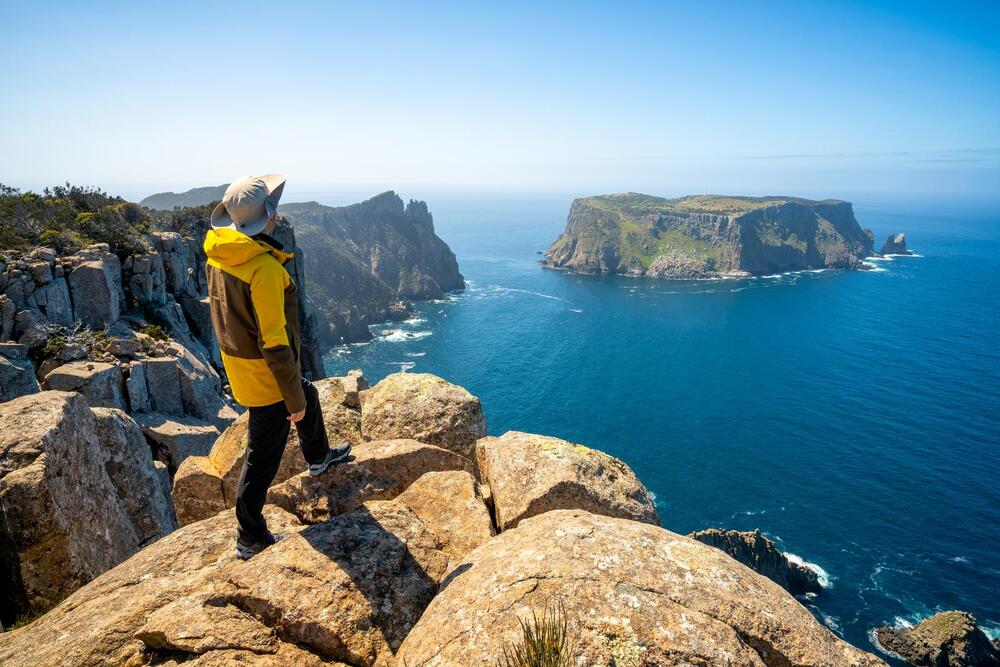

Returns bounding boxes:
[499,601,577,667]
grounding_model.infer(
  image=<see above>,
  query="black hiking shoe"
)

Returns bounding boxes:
[235,531,280,560]
[308,441,352,476]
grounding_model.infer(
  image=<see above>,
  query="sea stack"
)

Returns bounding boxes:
[881,232,913,255]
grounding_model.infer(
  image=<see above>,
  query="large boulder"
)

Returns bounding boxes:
[168,340,238,430]
[0,343,39,401]
[91,408,178,544]
[67,259,120,328]
[143,355,185,415]
[33,276,73,327]
[0,471,490,667]
[267,439,474,524]
[360,372,486,459]
[397,510,884,666]
[376,470,494,571]
[689,527,822,596]
[874,611,1000,666]
[133,413,220,472]
[0,507,304,667]
[0,293,16,339]
[476,431,659,530]
[42,360,127,410]
[171,376,365,526]
[0,392,153,621]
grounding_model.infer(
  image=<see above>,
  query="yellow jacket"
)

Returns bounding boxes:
[204,228,306,412]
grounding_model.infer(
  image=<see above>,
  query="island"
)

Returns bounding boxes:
[543,193,876,278]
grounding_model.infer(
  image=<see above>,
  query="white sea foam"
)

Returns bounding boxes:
[982,624,1000,640]
[569,308,583,313]
[379,329,433,342]
[405,351,427,357]
[393,361,416,372]
[949,556,971,563]
[785,553,832,588]
[819,611,843,634]
[861,262,888,272]
[403,317,427,325]
[869,628,906,661]
[489,285,569,302]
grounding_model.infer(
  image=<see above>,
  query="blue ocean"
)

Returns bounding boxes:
[321,192,1000,659]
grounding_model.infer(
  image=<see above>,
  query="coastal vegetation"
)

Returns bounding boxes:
[0,184,150,257]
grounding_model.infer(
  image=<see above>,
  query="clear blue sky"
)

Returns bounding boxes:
[1,1,998,201]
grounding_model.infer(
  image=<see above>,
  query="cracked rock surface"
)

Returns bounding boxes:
[397,509,884,667]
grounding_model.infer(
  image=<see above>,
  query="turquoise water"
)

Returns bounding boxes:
[323,193,1000,658]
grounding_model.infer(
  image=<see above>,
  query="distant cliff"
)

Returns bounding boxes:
[279,192,464,344]
[139,185,228,211]
[544,193,875,278]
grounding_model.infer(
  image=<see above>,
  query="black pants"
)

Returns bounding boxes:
[235,378,329,544]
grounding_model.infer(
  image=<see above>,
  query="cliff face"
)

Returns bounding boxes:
[544,193,875,278]
[279,192,464,344]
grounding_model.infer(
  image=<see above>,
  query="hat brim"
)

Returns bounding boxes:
[210,173,287,236]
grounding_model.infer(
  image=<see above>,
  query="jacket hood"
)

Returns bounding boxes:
[204,228,292,266]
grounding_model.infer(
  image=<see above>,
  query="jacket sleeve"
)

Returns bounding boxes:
[249,263,306,413]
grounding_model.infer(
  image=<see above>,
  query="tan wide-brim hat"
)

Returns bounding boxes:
[210,174,286,236]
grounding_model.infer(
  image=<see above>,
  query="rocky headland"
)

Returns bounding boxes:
[688,527,823,596]
[139,185,228,211]
[141,185,466,344]
[278,193,464,344]
[543,192,876,278]
[875,611,1000,666]
[0,370,886,666]
[881,232,914,256]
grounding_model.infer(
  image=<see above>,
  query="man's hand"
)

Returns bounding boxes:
[288,409,305,423]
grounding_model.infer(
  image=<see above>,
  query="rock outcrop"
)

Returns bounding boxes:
[278,193,464,344]
[267,438,474,524]
[544,192,876,278]
[476,430,659,530]
[1,371,884,666]
[0,473,492,666]
[172,374,367,525]
[360,372,486,459]
[0,342,38,401]
[689,527,822,595]
[397,509,883,666]
[875,611,1000,666]
[0,391,176,624]
[881,232,914,255]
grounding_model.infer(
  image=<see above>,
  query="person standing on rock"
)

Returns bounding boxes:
[204,174,350,559]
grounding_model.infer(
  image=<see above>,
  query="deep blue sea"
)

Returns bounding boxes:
[320,192,1000,660]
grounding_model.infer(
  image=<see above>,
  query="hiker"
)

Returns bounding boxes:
[204,174,350,559]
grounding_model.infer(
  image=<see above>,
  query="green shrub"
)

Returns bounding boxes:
[141,324,169,341]
[0,183,151,257]
[499,602,577,667]
[42,336,67,358]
